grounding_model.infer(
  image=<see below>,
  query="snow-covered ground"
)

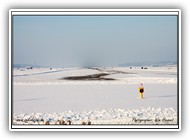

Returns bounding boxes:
[12,66,178,125]
[13,107,177,125]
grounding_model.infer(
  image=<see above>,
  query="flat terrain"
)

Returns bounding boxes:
[13,66,177,115]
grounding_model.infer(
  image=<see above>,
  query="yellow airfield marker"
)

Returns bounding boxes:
[138,83,144,99]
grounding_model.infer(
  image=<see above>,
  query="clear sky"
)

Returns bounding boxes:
[13,15,177,67]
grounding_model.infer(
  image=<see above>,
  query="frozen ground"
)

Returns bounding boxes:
[12,66,178,125]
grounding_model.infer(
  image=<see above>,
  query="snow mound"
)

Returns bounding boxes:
[13,107,177,125]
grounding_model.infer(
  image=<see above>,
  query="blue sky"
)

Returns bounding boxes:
[13,15,177,67]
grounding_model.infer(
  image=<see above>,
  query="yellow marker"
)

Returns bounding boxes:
[138,83,144,99]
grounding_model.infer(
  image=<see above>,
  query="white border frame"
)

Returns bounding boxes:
[9,9,181,131]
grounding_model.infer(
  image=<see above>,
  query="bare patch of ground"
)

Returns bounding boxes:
[61,73,116,81]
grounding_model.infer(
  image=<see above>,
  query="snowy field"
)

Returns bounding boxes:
[12,66,178,125]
